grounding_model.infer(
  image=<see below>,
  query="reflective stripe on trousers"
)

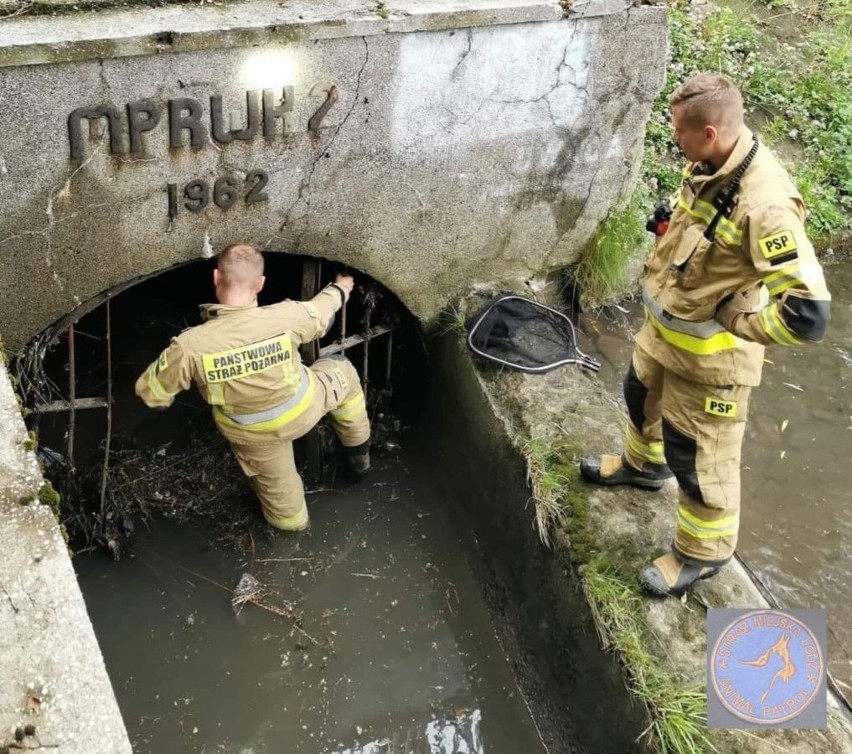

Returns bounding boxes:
[330,392,366,422]
[263,500,309,531]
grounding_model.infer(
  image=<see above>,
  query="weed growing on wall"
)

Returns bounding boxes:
[644,0,852,242]
[519,440,716,753]
[574,192,647,308]
[520,437,571,546]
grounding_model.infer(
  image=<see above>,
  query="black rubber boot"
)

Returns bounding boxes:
[639,552,721,598]
[579,454,673,491]
[348,452,371,476]
[342,440,371,476]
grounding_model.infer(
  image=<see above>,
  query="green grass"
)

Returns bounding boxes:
[574,191,647,308]
[519,436,572,546]
[518,439,715,753]
[437,304,467,335]
[643,0,852,242]
[583,559,716,754]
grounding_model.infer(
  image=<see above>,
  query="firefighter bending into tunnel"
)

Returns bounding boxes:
[135,243,371,531]
[580,73,831,598]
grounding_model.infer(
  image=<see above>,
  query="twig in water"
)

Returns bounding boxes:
[291,622,321,645]
[513,679,550,754]
[249,597,298,619]
[351,572,379,579]
[256,557,315,563]
[110,447,210,490]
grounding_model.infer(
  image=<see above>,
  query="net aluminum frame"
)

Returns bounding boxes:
[467,295,601,374]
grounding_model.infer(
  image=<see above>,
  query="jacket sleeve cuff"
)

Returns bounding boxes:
[328,283,348,306]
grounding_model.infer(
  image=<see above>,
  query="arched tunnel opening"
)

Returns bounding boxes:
[16,253,427,551]
[10,257,647,754]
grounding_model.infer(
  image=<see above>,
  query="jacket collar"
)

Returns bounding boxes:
[199,301,258,322]
[689,126,756,189]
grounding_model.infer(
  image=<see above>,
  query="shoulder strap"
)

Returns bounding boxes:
[704,133,759,242]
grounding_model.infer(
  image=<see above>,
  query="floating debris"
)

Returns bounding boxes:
[426,709,483,754]
[329,741,390,754]
[231,572,263,615]
[230,572,299,620]
[327,710,484,754]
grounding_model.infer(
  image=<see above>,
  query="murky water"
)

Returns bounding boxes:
[584,258,852,692]
[75,452,550,754]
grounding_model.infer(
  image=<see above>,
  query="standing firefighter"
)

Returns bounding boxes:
[580,74,831,597]
[135,243,371,531]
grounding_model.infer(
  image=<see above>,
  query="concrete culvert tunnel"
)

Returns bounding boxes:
[13,255,647,754]
[18,254,425,551]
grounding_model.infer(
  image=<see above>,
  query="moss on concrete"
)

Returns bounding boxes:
[38,481,60,515]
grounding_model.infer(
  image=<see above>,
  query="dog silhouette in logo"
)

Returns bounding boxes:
[739,632,797,703]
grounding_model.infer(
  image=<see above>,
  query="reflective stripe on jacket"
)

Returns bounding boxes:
[637,127,831,386]
[135,285,345,442]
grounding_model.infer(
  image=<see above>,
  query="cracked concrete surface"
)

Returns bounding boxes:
[0,362,131,753]
[0,0,666,352]
[0,4,663,747]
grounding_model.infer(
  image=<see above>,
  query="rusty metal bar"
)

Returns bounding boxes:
[385,331,393,391]
[299,259,322,483]
[318,325,393,358]
[99,299,113,519]
[37,397,109,413]
[362,307,370,400]
[300,260,321,366]
[66,323,76,477]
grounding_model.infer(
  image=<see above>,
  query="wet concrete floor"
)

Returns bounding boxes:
[75,451,551,754]
[585,258,852,692]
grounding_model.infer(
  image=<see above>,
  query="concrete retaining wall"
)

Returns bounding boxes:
[0,361,131,753]
[0,0,666,352]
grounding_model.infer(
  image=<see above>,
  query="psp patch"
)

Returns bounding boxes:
[333,366,348,389]
[707,608,827,729]
[758,230,797,260]
[705,397,737,417]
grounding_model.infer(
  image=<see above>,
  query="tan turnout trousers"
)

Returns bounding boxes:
[136,284,370,531]
[624,346,750,566]
[230,356,370,529]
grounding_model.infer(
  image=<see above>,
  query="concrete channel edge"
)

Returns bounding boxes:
[0,359,132,753]
[444,312,852,754]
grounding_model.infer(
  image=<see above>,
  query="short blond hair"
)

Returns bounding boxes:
[669,73,744,136]
[217,243,264,288]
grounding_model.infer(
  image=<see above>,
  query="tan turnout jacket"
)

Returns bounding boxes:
[636,127,831,386]
[135,285,347,444]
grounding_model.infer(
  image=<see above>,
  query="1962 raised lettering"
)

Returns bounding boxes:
[167,170,269,218]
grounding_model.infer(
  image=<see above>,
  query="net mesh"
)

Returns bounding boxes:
[467,296,599,373]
